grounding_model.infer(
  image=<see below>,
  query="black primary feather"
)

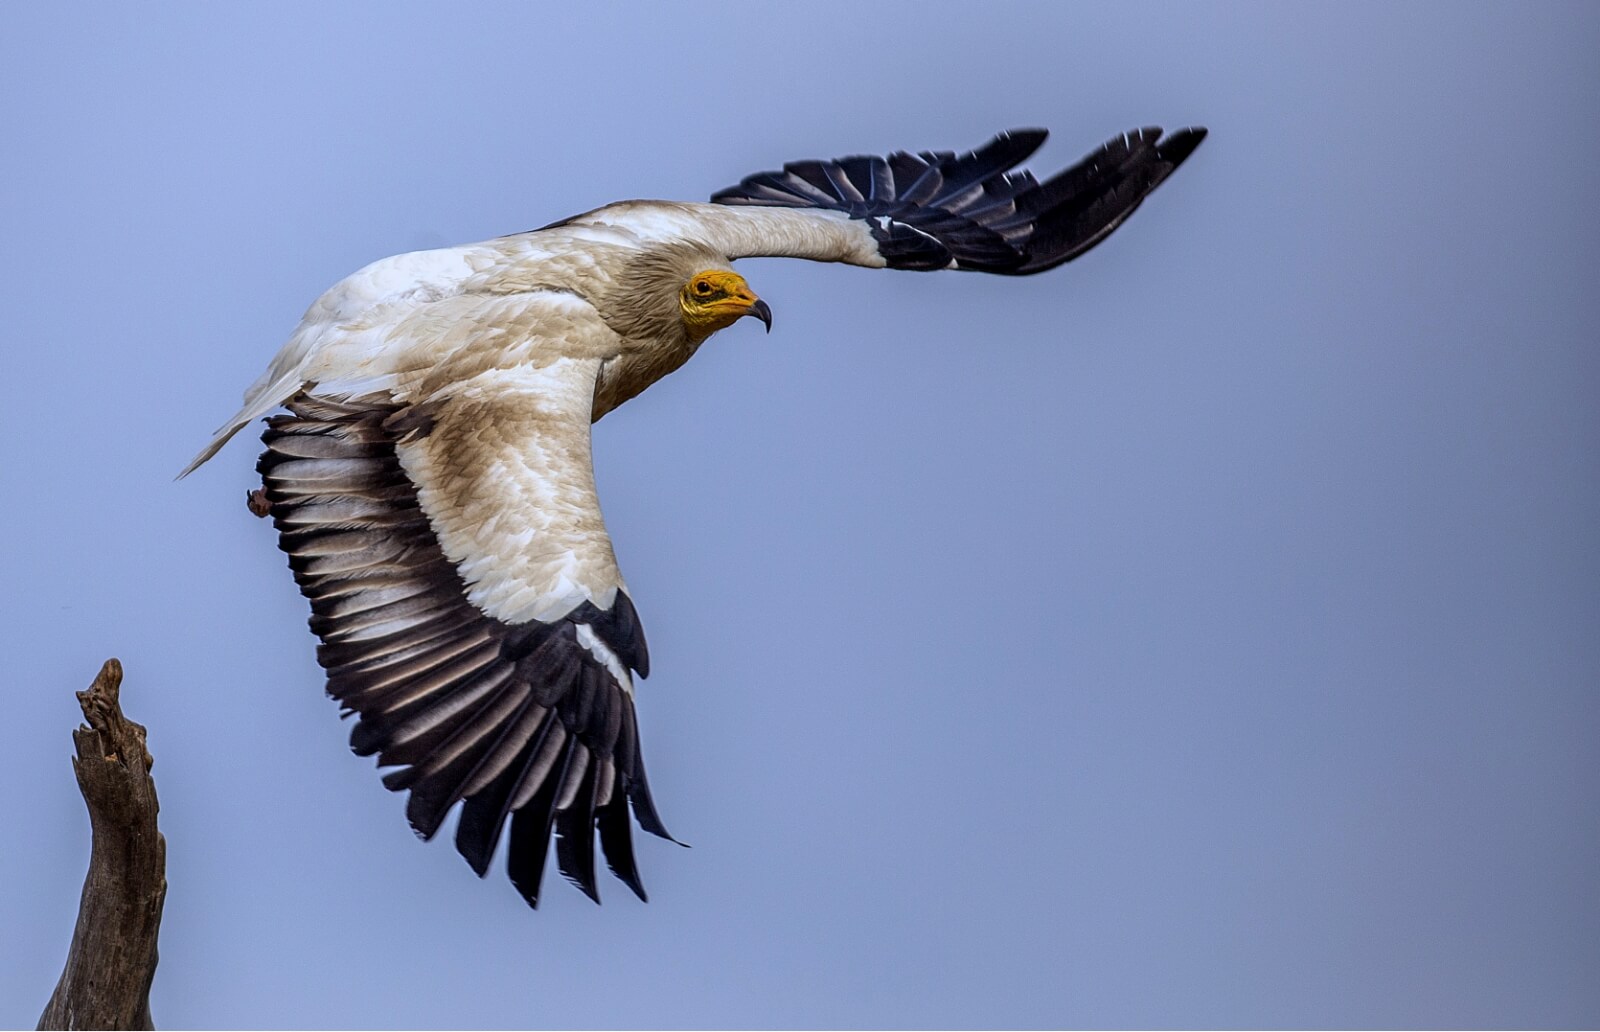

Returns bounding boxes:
[712,126,1206,274]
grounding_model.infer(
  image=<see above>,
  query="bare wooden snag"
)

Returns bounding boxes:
[39,659,167,1031]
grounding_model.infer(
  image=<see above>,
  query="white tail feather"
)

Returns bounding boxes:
[176,371,309,479]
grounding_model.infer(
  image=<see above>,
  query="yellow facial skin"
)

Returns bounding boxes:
[679,269,772,341]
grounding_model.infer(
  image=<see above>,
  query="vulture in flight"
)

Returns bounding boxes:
[182,126,1207,908]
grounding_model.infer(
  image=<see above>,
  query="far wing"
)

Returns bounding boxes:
[711,126,1206,274]
[256,357,670,908]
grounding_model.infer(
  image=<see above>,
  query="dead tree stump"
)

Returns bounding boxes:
[38,659,167,1031]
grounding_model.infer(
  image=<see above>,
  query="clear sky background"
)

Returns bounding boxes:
[2,3,1597,1028]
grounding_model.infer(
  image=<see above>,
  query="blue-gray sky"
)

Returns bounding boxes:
[3,3,1597,1028]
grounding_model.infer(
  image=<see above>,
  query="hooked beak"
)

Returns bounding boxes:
[742,297,773,333]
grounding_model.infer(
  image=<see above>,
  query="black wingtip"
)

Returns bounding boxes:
[712,124,1205,276]
[597,795,649,902]
[554,760,602,903]
[623,751,681,845]
[506,744,571,909]
[1157,126,1208,168]
[456,790,508,877]
[986,126,1049,158]
[398,777,458,843]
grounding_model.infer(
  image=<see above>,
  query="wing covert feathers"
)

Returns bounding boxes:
[258,395,666,908]
[712,126,1206,274]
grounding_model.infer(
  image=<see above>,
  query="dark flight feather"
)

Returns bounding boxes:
[257,394,666,907]
[712,126,1206,274]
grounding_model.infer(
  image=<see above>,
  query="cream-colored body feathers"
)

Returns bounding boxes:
[181,202,880,647]
[181,203,879,478]
[185,203,877,628]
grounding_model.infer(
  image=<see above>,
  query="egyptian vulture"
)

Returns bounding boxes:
[183,126,1206,907]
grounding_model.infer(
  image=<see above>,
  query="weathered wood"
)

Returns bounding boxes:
[39,659,166,1031]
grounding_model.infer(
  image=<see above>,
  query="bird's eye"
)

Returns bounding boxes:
[694,280,713,296]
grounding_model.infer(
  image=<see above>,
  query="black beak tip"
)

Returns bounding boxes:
[750,298,773,333]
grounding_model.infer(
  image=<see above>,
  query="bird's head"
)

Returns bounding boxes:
[678,269,772,342]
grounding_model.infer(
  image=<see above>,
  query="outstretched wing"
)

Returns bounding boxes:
[711,126,1206,274]
[255,355,671,908]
